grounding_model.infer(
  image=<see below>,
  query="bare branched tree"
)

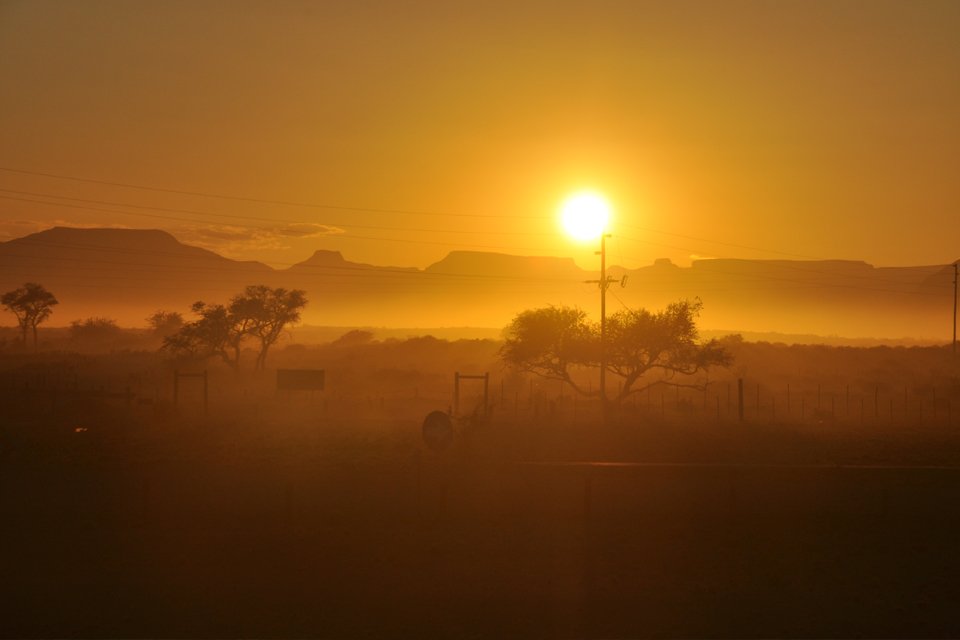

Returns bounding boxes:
[1,282,58,351]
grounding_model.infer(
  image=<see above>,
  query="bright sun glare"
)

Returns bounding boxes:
[559,191,612,242]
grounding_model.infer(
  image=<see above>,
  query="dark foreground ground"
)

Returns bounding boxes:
[3,405,960,639]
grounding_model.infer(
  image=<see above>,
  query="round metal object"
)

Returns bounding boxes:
[422,410,454,451]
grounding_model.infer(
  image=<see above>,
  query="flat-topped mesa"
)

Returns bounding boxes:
[11,226,183,250]
[691,258,874,271]
[2,226,270,269]
[286,249,417,272]
[426,251,582,277]
[292,249,351,267]
[688,258,880,284]
[653,257,679,268]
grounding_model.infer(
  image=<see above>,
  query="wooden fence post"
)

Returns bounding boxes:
[454,372,460,416]
[737,378,744,423]
[483,372,490,417]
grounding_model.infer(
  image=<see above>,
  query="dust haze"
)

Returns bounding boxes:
[0,226,954,340]
[3,260,960,636]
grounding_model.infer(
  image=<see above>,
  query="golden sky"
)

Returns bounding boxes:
[0,0,957,269]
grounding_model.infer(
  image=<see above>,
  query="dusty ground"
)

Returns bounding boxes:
[3,400,960,638]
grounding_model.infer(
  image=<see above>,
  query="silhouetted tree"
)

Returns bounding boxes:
[500,306,597,395]
[605,299,732,400]
[501,299,731,400]
[331,329,375,347]
[1,282,58,351]
[163,285,307,371]
[231,285,308,370]
[70,317,122,342]
[163,301,250,371]
[147,310,184,337]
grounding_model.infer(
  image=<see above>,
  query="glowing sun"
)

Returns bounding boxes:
[559,191,611,241]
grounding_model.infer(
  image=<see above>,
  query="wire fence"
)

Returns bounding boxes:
[3,361,959,429]
[485,376,960,428]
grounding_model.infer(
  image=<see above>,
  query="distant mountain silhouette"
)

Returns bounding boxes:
[425,251,582,278]
[0,227,273,322]
[284,249,417,273]
[0,227,953,340]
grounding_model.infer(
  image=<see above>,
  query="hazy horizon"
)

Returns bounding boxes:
[2,223,957,272]
[1,225,953,340]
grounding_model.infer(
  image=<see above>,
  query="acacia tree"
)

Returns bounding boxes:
[1,282,58,351]
[604,299,731,400]
[163,301,250,370]
[500,299,731,401]
[163,285,307,371]
[231,285,307,370]
[500,306,598,395]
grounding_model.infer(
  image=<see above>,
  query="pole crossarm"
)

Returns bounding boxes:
[584,277,619,289]
[952,262,957,357]
[599,233,611,417]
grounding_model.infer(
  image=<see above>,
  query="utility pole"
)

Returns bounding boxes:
[586,233,616,421]
[953,262,957,357]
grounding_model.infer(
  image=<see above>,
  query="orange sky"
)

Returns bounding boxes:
[0,0,957,270]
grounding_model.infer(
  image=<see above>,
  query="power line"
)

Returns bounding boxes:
[0,257,944,299]
[0,195,551,253]
[0,188,551,236]
[616,234,952,289]
[0,166,549,219]
[609,288,633,311]
[2,233,949,298]
[618,223,824,261]
[0,240,583,284]
[6,192,948,290]
[1,167,952,294]
[4,166,946,279]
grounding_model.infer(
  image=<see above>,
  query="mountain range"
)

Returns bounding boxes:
[0,227,955,340]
